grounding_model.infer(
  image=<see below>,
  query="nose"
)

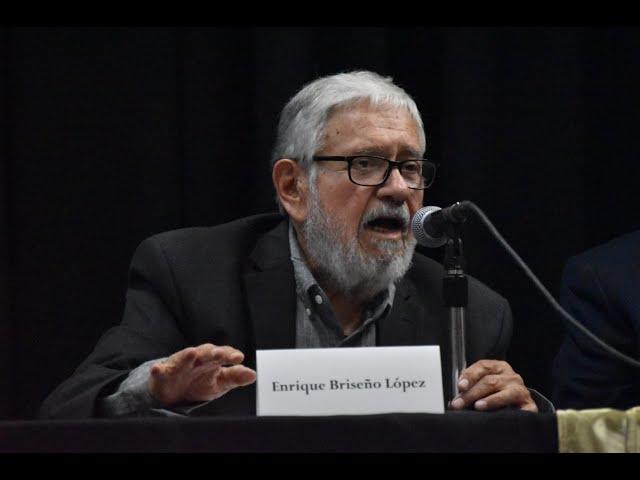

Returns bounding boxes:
[376,167,411,204]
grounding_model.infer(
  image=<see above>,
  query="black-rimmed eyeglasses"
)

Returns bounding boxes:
[313,155,437,190]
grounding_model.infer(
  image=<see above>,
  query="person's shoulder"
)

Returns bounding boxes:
[149,213,284,244]
[565,229,640,280]
[134,213,286,261]
[574,230,640,264]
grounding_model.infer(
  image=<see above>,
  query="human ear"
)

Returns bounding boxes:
[272,159,309,223]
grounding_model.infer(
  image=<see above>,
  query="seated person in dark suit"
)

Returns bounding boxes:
[40,71,550,418]
[553,230,640,410]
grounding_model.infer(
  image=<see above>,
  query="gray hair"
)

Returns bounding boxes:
[271,70,426,171]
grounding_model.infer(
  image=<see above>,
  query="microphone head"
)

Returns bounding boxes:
[412,206,448,248]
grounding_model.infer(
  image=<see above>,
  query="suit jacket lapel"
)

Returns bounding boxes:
[243,219,297,351]
[379,273,452,400]
[378,275,444,347]
[377,280,421,346]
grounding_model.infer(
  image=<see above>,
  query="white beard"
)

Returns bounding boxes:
[301,181,417,302]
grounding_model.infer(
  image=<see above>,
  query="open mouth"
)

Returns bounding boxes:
[365,216,407,234]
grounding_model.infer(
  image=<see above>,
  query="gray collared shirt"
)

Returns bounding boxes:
[289,222,396,348]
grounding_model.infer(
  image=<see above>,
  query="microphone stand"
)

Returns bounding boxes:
[442,223,468,405]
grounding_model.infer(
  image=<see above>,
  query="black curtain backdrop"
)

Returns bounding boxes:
[2,27,639,419]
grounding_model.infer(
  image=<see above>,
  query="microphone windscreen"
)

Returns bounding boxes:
[412,206,447,248]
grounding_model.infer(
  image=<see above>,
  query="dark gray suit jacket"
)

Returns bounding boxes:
[553,230,640,409]
[40,213,518,419]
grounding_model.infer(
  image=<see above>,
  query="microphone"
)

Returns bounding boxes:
[412,199,640,370]
[411,202,469,248]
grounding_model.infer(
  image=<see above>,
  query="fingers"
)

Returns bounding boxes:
[214,365,257,394]
[468,386,538,412]
[450,373,502,409]
[457,359,512,393]
[181,365,257,403]
[155,344,245,374]
[188,344,245,368]
[205,345,246,367]
[463,373,523,404]
[151,347,199,378]
[450,359,535,412]
[149,344,251,405]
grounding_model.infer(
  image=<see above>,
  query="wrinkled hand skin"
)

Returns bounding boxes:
[448,359,538,412]
[148,343,257,406]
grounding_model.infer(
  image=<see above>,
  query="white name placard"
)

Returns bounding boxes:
[256,346,444,416]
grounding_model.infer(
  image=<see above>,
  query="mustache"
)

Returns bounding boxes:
[361,202,411,231]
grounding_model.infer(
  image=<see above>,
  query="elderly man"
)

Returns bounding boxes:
[40,71,549,418]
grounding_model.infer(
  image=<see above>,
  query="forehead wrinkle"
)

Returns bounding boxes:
[321,105,422,157]
[350,145,421,158]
